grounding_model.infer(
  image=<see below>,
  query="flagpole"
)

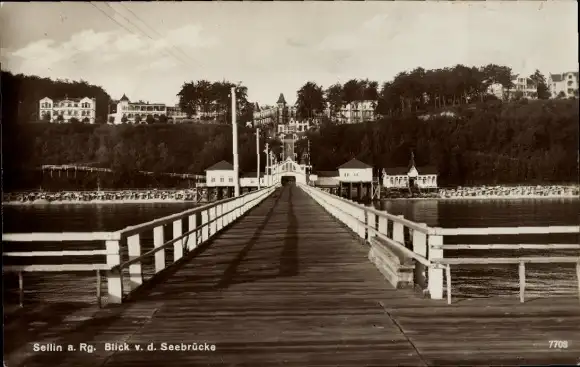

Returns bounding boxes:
[256,128,261,190]
[231,87,240,197]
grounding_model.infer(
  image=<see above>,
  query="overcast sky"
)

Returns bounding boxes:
[1,1,578,105]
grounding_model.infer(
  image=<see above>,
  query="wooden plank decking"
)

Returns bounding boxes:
[4,185,580,367]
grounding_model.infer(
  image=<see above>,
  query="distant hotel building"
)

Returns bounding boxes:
[548,72,579,99]
[39,97,96,123]
[254,93,377,137]
[108,94,187,124]
[336,100,377,124]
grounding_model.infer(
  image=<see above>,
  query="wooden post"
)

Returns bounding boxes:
[446,265,452,305]
[173,219,183,262]
[96,270,102,308]
[18,272,24,307]
[187,214,197,251]
[106,240,123,304]
[153,226,165,273]
[519,261,526,303]
[427,234,444,300]
[127,234,143,290]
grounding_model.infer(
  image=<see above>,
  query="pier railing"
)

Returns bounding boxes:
[2,185,278,307]
[299,184,580,304]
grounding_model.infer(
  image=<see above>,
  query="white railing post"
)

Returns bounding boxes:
[209,206,217,236]
[367,209,376,243]
[201,210,209,242]
[393,216,405,243]
[106,240,123,304]
[127,234,143,290]
[428,234,444,299]
[216,204,223,231]
[173,219,183,262]
[358,208,365,239]
[153,226,165,273]
[378,216,388,237]
[187,214,197,251]
[413,224,428,289]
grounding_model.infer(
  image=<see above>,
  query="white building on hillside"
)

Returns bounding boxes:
[508,74,538,99]
[108,94,167,124]
[166,105,188,123]
[338,158,373,183]
[277,118,312,136]
[337,100,377,124]
[548,72,579,98]
[39,97,96,123]
[205,160,235,187]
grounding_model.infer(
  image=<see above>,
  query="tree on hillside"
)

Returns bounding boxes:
[134,115,142,124]
[529,70,550,99]
[121,115,128,124]
[325,83,343,115]
[296,82,325,119]
[342,79,365,105]
[158,114,168,124]
[177,80,251,124]
[56,115,64,122]
[146,114,155,124]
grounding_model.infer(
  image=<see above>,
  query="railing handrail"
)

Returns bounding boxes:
[299,184,431,266]
[300,184,434,235]
[439,244,580,250]
[434,226,580,236]
[114,187,276,270]
[301,184,580,236]
[433,256,580,265]
[2,232,120,242]
[115,187,274,238]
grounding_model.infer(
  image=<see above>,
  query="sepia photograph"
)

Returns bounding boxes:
[1,1,579,366]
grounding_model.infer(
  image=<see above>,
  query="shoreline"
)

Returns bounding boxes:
[384,195,579,201]
[3,194,578,206]
[2,199,203,206]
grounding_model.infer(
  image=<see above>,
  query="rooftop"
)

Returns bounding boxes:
[205,160,234,171]
[338,158,372,170]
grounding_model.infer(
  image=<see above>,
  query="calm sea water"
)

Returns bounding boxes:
[3,198,579,304]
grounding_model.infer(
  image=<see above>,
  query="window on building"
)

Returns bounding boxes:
[74,103,78,107]
[229,177,233,182]
[220,177,224,183]
[211,178,215,182]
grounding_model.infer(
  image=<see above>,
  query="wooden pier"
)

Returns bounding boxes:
[3,184,580,366]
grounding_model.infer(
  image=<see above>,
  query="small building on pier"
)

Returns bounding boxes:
[337,158,376,201]
[382,154,438,190]
[205,161,235,187]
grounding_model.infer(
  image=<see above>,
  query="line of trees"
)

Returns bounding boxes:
[177,80,254,124]
[293,64,557,120]
[306,98,578,185]
[3,123,269,191]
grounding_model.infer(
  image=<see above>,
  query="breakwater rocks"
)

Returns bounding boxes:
[3,189,202,205]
